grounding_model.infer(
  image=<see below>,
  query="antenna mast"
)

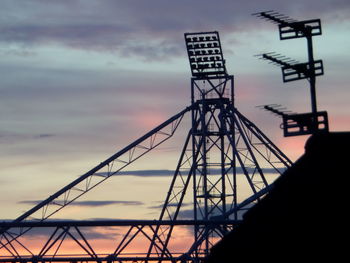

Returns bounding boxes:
[254,11,329,136]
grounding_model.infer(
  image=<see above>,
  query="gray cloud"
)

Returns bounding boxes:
[148,202,191,210]
[116,169,176,177]
[0,0,348,60]
[0,132,56,144]
[96,167,281,177]
[19,200,144,207]
[20,225,119,240]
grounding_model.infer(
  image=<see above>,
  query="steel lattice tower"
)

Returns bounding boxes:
[154,32,292,257]
[0,31,292,263]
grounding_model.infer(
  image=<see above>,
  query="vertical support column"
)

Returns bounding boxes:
[219,115,227,220]
[191,77,199,259]
[201,92,210,255]
[229,76,238,221]
[306,31,317,115]
[306,31,319,133]
[191,76,236,255]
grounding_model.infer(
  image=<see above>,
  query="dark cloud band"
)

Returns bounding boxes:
[19,200,144,207]
[1,0,348,60]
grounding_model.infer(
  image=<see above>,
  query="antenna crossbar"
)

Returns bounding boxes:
[261,53,324,82]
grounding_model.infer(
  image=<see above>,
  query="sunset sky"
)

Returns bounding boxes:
[0,0,349,256]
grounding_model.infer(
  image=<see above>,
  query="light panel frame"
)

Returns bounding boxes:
[185,31,226,78]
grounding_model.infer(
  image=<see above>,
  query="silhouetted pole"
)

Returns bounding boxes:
[306,31,317,115]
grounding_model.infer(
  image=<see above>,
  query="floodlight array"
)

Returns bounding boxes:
[185,31,226,77]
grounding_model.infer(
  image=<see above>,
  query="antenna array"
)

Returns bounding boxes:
[254,11,329,136]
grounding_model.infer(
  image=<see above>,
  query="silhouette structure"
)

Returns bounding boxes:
[206,132,350,261]
[0,31,292,262]
[1,11,339,263]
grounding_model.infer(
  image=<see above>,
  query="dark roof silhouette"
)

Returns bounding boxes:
[205,132,350,261]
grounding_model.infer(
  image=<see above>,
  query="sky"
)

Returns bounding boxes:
[0,0,349,256]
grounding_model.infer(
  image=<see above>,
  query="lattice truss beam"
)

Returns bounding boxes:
[0,88,291,262]
[0,220,238,263]
[0,74,292,262]
[0,107,191,262]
